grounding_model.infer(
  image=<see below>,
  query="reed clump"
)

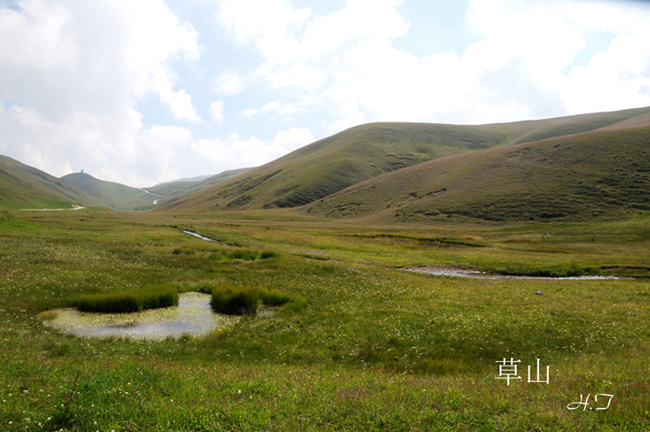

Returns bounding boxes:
[210,286,260,315]
[228,249,259,260]
[260,250,280,259]
[75,287,179,313]
[210,286,305,315]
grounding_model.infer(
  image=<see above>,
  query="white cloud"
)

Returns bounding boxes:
[213,69,248,95]
[242,101,304,120]
[0,102,194,187]
[152,71,201,122]
[269,126,315,153]
[214,0,650,129]
[192,126,314,170]
[209,101,225,123]
[216,0,311,66]
[562,33,650,113]
[0,0,201,185]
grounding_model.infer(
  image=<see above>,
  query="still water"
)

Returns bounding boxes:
[404,266,630,280]
[44,292,238,340]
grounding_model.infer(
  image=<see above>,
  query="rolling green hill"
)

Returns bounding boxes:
[306,126,650,222]
[487,106,650,145]
[148,167,253,207]
[61,172,156,212]
[0,155,104,210]
[163,106,650,212]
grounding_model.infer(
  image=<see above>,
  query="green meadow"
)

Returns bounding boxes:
[1,209,649,431]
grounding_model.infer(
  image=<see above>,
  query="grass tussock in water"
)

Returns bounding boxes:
[74,286,179,313]
[210,285,260,315]
[210,286,304,315]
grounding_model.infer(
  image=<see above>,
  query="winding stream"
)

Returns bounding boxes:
[183,230,230,245]
[403,266,630,280]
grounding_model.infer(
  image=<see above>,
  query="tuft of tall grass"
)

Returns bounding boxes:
[210,286,260,315]
[260,250,280,259]
[228,249,258,260]
[74,287,179,313]
[283,296,307,313]
[259,289,292,306]
[210,287,304,315]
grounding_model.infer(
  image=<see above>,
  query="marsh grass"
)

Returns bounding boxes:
[74,287,179,313]
[210,285,303,315]
[260,250,280,259]
[210,285,260,315]
[228,249,258,260]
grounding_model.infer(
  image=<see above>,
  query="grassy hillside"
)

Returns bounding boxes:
[0,155,104,210]
[306,126,650,222]
[487,105,650,145]
[150,167,253,207]
[161,123,511,212]
[61,172,156,212]
[164,107,650,212]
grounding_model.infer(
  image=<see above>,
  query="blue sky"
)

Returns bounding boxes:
[1,0,649,187]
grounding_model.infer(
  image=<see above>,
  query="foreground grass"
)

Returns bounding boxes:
[0,210,648,430]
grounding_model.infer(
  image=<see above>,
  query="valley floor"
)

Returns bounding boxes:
[1,209,649,431]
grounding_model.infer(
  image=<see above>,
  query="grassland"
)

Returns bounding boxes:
[0,208,648,431]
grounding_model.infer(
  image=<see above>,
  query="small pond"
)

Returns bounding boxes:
[44,292,238,340]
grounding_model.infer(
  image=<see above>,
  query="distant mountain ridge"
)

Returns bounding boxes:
[0,155,104,210]
[61,172,157,212]
[152,175,213,188]
[59,168,255,212]
[147,168,254,207]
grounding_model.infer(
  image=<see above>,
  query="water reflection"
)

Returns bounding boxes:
[44,293,238,339]
[183,230,226,244]
[403,266,630,280]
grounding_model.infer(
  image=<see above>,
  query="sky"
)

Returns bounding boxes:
[1,0,650,187]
